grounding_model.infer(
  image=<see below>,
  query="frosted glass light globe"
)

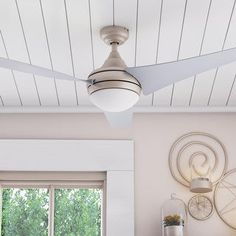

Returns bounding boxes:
[89,88,139,112]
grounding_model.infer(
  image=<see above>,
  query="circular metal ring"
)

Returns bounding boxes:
[214,168,236,230]
[188,194,214,221]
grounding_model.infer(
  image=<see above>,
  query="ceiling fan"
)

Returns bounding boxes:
[1,25,236,127]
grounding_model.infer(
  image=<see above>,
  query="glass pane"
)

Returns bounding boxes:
[54,188,102,236]
[1,188,49,236]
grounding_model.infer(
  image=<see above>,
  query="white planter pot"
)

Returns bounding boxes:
[164,225,184,236]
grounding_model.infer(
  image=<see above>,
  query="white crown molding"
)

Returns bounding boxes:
[0,106,235,113]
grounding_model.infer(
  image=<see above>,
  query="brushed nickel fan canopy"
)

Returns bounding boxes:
[100,25,129,46]
[87,26,141,112]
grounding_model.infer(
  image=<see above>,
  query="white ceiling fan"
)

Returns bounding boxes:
[1,25,236,127]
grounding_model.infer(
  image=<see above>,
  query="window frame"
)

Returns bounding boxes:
[0,140,134,236]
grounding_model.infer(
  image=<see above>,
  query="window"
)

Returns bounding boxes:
[0,139,134,236]
[0,172,105,236]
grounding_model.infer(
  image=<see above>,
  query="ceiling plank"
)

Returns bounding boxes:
[207,0,236,106]
[0,68,22,106]
[190,69,216,106]
[226,6,236,106]
[172,0,211,106]
[65,0,93,105]
[227,79,236,105]
[172,79,194,106]
[153,0,187,107]
[16,0,59,106]
[135,0,162,106]
[13,71,42,106]
[0,0,40,106]
[89,0,113,69]
[0,0,28,62]
[40,0,78,106]
[0,32,22,106]
[135,0,162,67]
[114,0,137,67]
[191,0,236,106]
[209,62,236,106]
[210,4,236,106]
[202,0,235,54]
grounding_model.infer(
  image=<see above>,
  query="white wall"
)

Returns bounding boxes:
[0,113,235,236]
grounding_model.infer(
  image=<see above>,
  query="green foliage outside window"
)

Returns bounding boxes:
[1,188,102,236]
[54,189,102,236]
[1,189,49,236]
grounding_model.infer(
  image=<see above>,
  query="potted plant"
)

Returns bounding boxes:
[163,214,184,236]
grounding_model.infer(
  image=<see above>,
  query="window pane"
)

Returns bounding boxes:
[1,188,49,236]
[54,188,102,236]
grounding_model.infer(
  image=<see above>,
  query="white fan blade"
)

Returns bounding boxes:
[126,47,236,95]
[0,57,91,84]
[104,110,133,128]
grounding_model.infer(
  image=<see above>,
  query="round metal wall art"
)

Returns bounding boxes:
[188,195,214,221]
[169,132,228,188]
[214,168,236,230]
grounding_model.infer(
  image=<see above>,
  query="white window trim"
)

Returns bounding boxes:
[0,139,134,236]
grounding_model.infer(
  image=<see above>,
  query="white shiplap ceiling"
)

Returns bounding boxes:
[0,0,236,112]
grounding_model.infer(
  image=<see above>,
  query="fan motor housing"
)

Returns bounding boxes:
[87,68,141,96]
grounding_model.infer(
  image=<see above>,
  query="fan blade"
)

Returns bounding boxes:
[126,47,236,95]
[104,110,133,128]
[0,57,92,84]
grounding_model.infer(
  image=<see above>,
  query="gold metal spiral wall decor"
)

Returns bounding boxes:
[169,132,228,188]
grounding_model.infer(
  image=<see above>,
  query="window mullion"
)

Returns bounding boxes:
[48,186,55,236]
